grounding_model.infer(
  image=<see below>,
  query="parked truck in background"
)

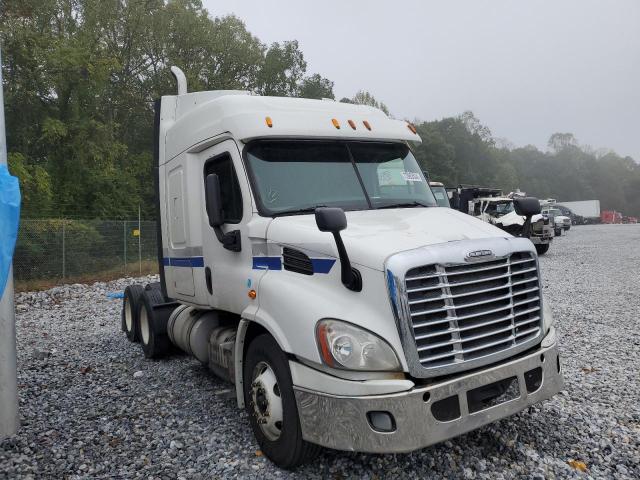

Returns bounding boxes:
[557,200,600,225]
[120,67,564,469]
[601,210,623,224]
[449,186,554,255]
[428,181,450,207]
[541,201,571,235]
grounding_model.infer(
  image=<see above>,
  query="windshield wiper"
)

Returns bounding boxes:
[272,205,327,217]
[377,201,430,209]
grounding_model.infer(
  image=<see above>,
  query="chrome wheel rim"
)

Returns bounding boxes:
[251,361,283,441]
[139,306,150,345]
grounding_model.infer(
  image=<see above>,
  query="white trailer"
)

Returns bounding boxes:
[557,200,600,219]
[121,68,564,469]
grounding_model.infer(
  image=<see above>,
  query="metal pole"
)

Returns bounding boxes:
[0,46,20,439]
[123,220,127,275]
[138,205,141,275]
[62,222,65,280]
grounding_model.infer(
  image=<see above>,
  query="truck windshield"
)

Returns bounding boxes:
[245,140,437,215]
[485,201,514,217]
[430,186,450,207]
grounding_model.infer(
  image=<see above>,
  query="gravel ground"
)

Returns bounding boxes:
[1,224,639,479]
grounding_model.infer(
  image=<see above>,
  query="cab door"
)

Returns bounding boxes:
[198,140,256,314]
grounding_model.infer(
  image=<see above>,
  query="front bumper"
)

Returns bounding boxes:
[294,332,563,453]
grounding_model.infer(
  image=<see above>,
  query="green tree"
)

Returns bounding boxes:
[344,90,390,116]
[298,73,334,99]
[1,0,332,219]
[256,40,307,96]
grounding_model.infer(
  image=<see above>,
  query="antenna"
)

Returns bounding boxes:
[170,66,187,95]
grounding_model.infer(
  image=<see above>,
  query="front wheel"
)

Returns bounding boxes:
[535,243,550,255]
[555,228,562,236]
[244,334,321,469]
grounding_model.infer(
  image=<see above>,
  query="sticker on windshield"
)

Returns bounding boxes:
[401,171,422,182]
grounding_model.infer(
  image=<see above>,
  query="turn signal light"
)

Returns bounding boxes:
[265,116,273,128]
[348,119,356,130]
[316,322,334,367]
[248,289,257,299]
[363,120,372,131]
[331,118,340,129]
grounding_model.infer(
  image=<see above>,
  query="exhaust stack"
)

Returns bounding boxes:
[170,66,187,95]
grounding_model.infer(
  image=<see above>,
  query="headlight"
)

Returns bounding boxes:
[542,294,554,333]
[532,219,544,233]
[316,319,401,371]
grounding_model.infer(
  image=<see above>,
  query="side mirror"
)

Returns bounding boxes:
[205,173,241,252]
[205,174,224,227]
[315,208,361,292]
[315,207,347,232]
[513,197,541,217]
[513,197,541,241]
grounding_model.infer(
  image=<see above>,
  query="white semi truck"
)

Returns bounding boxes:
[121,67,564,469]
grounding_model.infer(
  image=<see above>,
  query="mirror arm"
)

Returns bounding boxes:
[213,226,241,252]
[522,215,533,239]
[332,232,362,292]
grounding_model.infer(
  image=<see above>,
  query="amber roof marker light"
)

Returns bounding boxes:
[331,118,340,129]
[363,120,372,131]
[407,123,417,134]
[348,120,356,130]
[265,116,273,128]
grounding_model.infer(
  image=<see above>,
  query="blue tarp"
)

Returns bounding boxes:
[0,164,20,297]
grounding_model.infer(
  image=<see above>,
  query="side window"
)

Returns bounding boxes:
[204,153,243,224]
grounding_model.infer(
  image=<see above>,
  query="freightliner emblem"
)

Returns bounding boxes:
[465,249,494,262]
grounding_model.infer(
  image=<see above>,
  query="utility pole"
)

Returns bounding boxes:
[138,204,142,275]
[0,46,20,439]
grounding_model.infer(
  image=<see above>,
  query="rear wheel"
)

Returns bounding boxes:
[123,285,144,342]
[535,243,550,255]
[244,334,321,469]
[555,227,562,236]
[138,289,174,359]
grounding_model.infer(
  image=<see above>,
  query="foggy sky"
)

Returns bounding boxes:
[202,0,640,160]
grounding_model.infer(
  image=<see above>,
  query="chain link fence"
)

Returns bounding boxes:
[13,219,159,289]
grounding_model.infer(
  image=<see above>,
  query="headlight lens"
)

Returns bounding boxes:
[316,319,401,371]
[542,294,554,333]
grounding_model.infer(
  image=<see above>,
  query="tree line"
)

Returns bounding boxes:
[3,0,639,219]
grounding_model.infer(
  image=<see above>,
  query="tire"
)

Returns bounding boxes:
[555,228,562,236]
[123,285,144,342]
[138,289,174,359]
[535,243,550,255]
[145,282,161,292]
[244,334,321,469]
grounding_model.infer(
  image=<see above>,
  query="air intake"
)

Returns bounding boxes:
[283,247,313,275]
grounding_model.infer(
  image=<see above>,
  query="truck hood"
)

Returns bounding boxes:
[492,212,544,227]
[267,207,509,271]
[492,211,525,227]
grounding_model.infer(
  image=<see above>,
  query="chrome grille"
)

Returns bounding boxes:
[404,252,541,370]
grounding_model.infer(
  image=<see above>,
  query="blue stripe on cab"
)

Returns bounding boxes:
[163,257,204,268]
[311,258,336,274]
[252,256,283,270]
